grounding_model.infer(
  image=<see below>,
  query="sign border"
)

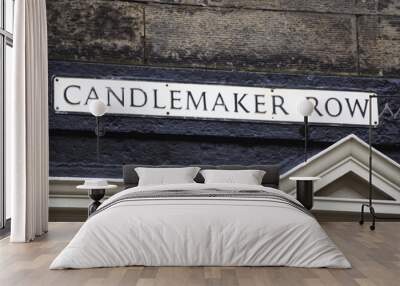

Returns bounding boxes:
[51,75,379,128]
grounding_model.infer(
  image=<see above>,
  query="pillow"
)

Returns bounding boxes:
[200,169,266,185]
[135,167,200,186]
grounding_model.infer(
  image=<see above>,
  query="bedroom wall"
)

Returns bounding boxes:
[46,0,400,178]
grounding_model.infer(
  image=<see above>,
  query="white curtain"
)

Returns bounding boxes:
[8,0,49,242]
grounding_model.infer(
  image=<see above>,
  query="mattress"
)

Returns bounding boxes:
[50,183,351,269]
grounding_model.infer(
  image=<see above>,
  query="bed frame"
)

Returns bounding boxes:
[122,165,280,189]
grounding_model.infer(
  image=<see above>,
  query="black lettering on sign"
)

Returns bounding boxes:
[63,85,81,105]
[187,91,207,111]
[130,88,147,107]
[345,98,368,118]
[272,95,289,115]
[306,97,323,116]
[84,87,99,105]
[234,93,250,113]
[106,87,125,106]
[254,94,266,114]
[212,93,229,112]
[170,90,182,110]
[153,89,166,109]
[325,98,342,117]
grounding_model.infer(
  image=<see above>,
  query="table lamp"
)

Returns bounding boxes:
[297,98,314,162]
[89,100,107,162]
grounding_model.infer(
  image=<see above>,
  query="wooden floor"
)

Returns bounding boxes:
[0,222,399,286]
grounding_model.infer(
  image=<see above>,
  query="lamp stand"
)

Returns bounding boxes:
[304,116,309,162]
[94,116,105,163]
[359,94,400,231]
[360,95,376,230]
[96,117,100,163]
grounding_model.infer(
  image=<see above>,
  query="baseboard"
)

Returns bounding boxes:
[313,210,400,222]
[49,207,400,223]
[49,207,87,222]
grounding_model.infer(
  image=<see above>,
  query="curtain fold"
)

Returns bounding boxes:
[9,0,49,242]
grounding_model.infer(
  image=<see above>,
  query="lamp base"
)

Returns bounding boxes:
[359,203,376,231]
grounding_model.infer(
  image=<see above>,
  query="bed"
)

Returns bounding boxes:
[50,165,350,269]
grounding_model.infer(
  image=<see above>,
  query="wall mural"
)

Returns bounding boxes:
[48,62,400,179]
[45,1,400,180]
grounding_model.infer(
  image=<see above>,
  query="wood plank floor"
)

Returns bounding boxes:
[0,222,399,286]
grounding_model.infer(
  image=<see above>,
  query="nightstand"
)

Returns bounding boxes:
[289,177,320,210]
[77,179,117,216]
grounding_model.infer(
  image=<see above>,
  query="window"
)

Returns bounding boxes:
[0,0,14,229]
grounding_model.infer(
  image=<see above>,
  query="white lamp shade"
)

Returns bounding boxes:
[298,98,315,117]
[89,100,107,117]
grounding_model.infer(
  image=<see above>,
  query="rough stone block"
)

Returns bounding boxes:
[145,5,357,74]
[47,0,144,64]
[359,15,400,76]
[141,0,400,16]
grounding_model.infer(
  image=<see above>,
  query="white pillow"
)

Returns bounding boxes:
[135,167,200,186]
[200,169,266,185]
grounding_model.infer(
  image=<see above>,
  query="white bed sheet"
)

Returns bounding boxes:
[50,183,351,269]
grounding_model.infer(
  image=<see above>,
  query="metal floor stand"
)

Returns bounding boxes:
[359,204,376,231]
[359,94,399,230]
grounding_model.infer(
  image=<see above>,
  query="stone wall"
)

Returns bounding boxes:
[47,0,400,77]
[46,0,400,178]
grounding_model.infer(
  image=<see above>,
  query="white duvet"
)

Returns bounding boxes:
[50,183,351,269]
